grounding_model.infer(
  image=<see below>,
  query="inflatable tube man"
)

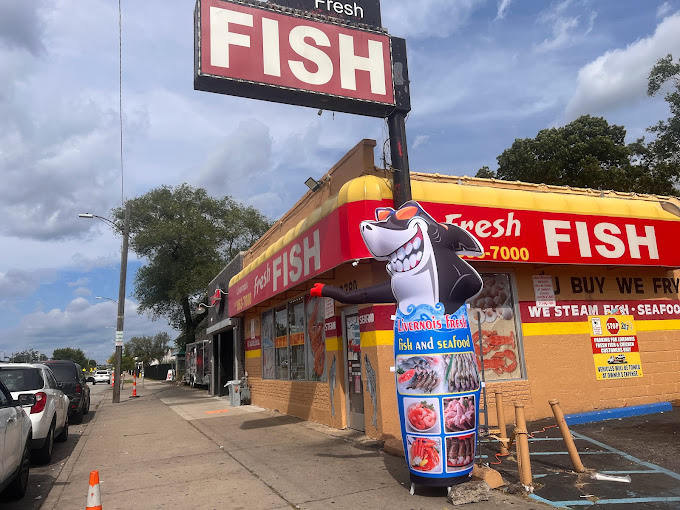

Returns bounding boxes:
[312,201,484,488]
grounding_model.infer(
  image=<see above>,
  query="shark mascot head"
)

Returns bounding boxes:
[312,201,484,315]
[360,201,484,314]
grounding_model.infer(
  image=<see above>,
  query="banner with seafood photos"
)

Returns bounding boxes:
[395,303,480,485]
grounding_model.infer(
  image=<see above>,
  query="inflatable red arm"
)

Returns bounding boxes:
[309,281,394,304]
[310,283,325,297]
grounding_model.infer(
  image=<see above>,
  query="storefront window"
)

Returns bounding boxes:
[289,298,306,380]
[306,296,326,381]
[261,310,275,380]
[275,306,290,380]
[261,296,327,383]
[467,273,524,382]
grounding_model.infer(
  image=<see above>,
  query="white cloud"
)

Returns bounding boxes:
[68,277,90,288]
[564,13,680,120]
[1,298,176,363]
[657,2,673,18]
[382,0,485,39]
[495,0,513,21]
[412,135,431,150]
[0,269,46,299]
[535,0,597,53]
[193,119,273,200]
[73,287,92,297]
[0,3,44,55]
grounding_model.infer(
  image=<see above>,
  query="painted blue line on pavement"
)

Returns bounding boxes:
[550,496,680,506]
[564,402,672,425]
[572,431,680,482]
[529,493,572,508]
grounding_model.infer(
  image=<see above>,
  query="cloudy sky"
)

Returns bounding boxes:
[1,0,678,363]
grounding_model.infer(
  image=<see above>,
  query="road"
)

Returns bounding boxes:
[0,381,109,509]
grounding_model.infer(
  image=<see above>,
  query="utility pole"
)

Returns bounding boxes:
[113,202,131,404]
[387,37,412,208]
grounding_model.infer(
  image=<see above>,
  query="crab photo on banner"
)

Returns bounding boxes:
[312,201,484,488]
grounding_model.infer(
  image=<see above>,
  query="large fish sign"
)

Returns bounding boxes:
[312,201,484,489]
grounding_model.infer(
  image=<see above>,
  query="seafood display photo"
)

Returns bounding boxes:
[467,273,522,381]
[404,397,440,434]
[446,433,476,470]
[408,436,442,474]
[444,352,480,393]
[396,355,445,395]
[443,396,475,433]
[305,297,326,381]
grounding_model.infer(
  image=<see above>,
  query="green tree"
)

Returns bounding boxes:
[629,53,680,195]
[124,332,171,368]
[11,349,47,362]
[107,353,135,372]
[52,347,89,368]
[112,184,272,349]
[475,166,496,179]
[496,115,632,191]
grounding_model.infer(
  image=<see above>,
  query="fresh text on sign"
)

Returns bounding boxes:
[315,0,364,17]
[445,212,521,238]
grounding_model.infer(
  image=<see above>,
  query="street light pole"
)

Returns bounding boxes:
[113,202,131,404]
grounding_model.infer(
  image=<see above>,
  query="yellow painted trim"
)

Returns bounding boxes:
[361,329,394,348]
[229,176,392,288]
[245,349,261,359]
[523,319,680,336]
[326,337,342,352]
[230,173,679,289]
[410,174,679,221]
[637,319,680,332]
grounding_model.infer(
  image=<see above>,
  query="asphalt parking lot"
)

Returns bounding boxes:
[479,405,680,509]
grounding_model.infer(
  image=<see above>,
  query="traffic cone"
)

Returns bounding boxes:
[130,372,139,398]
[110,371,114,388]
[86,470,102,510]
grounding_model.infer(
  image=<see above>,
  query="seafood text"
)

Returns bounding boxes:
[396,315,468,333]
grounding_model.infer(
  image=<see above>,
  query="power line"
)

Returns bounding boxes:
[118,0,124,206]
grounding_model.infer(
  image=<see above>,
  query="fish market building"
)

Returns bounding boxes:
[224,139,680,453]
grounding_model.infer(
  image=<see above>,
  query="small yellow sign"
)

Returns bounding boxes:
[588,315,643,380]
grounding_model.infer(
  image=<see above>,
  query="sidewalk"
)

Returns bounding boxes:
[42,380,547,510]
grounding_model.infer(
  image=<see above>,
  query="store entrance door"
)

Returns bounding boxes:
[343,308,364,431]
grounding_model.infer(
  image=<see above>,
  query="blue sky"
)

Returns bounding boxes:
[1,0,679,363]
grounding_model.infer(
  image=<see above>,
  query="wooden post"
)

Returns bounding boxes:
[514,404,532,487]
[549,399,585,473]
[495,392,509,455]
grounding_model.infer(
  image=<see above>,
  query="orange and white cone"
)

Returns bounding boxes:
[110,371,114,388]
[131,373,138,398]
[86,470,102,510]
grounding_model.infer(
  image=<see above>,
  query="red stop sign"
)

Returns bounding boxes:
[606,317,620,335]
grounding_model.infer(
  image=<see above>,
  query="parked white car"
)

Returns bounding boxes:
[93,370,111,385]
[0,373,33,500]
[0,363,69,464]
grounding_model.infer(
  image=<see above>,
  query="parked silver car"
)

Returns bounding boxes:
[0,373,33,500]
[0,363,69,464]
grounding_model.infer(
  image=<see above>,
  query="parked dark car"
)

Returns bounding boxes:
[41,361,90,424]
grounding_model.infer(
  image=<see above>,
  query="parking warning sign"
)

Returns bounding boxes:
[588,315,643,380]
